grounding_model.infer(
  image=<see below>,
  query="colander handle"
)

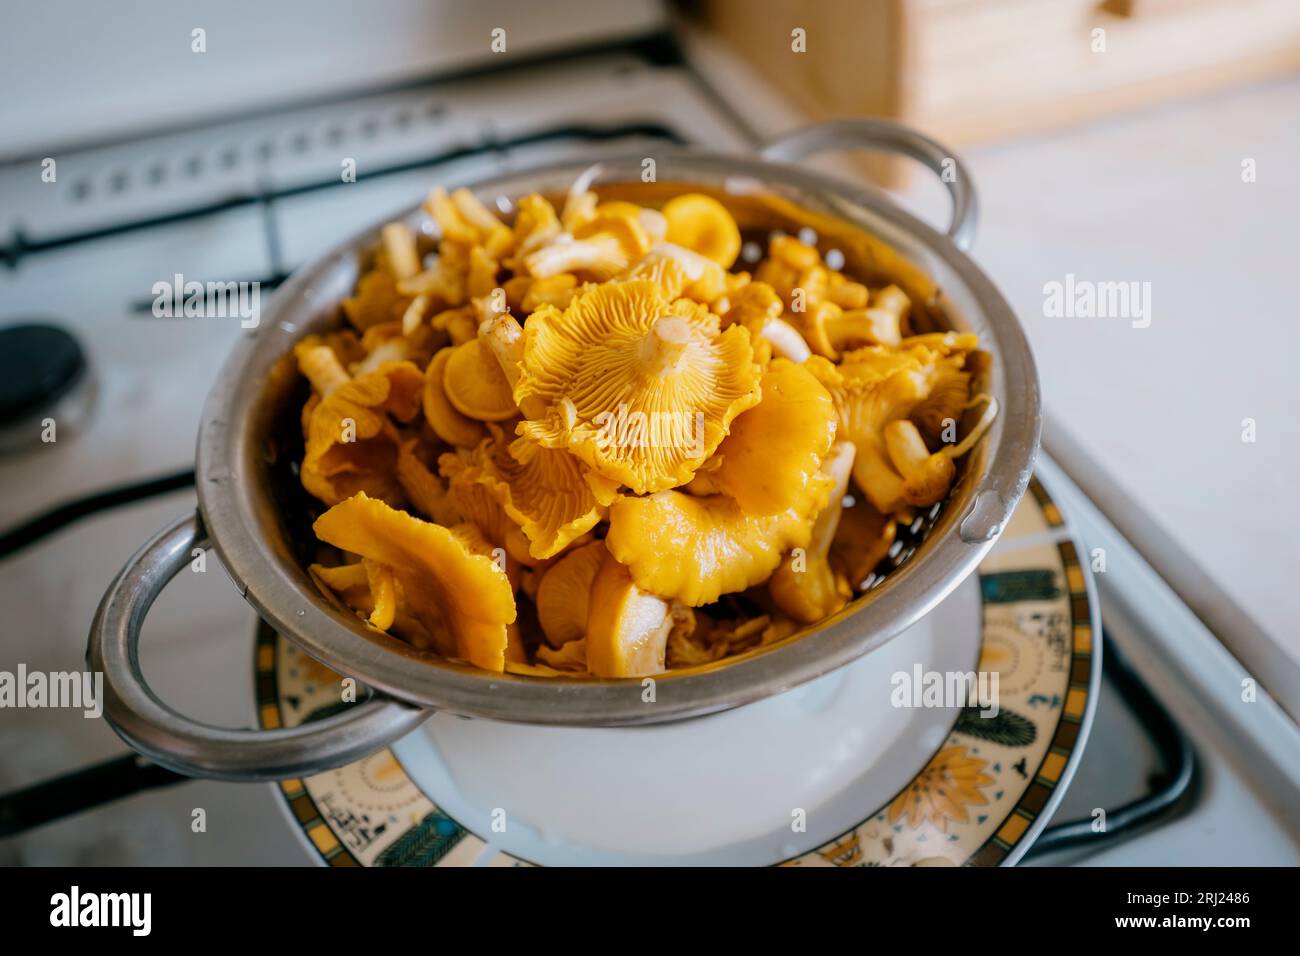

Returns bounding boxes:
[758,118,978,252]
[87,511,429,781]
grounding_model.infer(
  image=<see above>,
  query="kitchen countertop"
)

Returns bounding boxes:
[689,25,1300,675]
[934,76,1300,668]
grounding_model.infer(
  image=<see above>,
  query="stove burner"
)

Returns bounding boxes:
[0,322,95,452]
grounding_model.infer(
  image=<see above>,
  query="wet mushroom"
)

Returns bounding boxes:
[469,431,618,560]
[438,450,537,567]
[514,280,761,494]
[395,437,462,526]
[662,193,742,269]
[585,549,673,678]
[802,302,905,359]
[441,337,518,422]
[422,349,486,447]
[296,354,424,507]
[883,398,998,508]
[769,441,856,623]
[506,193,562,270]
[805,348,939,515]
[723,281,812,362]
[535,539,607,648]
[313,493,516,672]
[424,186,513,258]
[625,243,728,303]
[604,468,834,606]
[711,358,837,515]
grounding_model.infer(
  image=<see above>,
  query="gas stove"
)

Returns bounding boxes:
[1,36,1297,866]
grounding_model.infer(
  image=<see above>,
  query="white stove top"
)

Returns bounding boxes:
[1,44,1297,866]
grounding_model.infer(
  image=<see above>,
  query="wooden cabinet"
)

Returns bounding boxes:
[699,0,1300,148]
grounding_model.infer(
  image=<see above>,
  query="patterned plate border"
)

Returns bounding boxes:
[256,474,1099,867]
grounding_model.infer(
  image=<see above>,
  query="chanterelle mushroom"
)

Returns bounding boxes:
[295,348,424,507]
[585,548,673,678]
[722,281,811,363]
[883,397,998,508]
[806,347,940,515]
[422,349,486,448]
[438,450,535,567]
[514,279,761,494]
[769,441,856,623]
[441,337,518,422]
[604,467,834,606]
[625,243,728,304]
[535,539,607,648]
[313,493,516,672]
[425,186,513,258]
[463,429,619,560]
[506,193,561,271]
[711,358,837,515]
[662,193,742,269]
[294,174,998,678]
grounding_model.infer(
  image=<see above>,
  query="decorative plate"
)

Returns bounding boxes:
[256,473,1099,866]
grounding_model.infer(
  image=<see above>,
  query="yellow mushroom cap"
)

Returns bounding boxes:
[301,360,424,507]
[662,193,742,269]
[604,470,834,607]
[398,242,468,308]
[521,274,578,314]
[535,637,590,673]
[309,561,375,620]
[535,539,607,648]
[438,450,536,567]
[342,271,412,331]
[909,353,975,443]
[585,548,672,678]
[313,493,515,672]
[424,186,513,257]
[442,337,519,422]
[574,209,652,263]
[509,193,562,267]
[422,348,487,448]
[769,557,849,625]
[831,496,897,589]
[362,559,398,631]
[395,437,463,527]
[712,358,837,515]
[806,349,940,514]
[626,244,727,303]
[514,280,760,494]
[470,432,618,560]
[768,441,856,624]
[722,280,782,328]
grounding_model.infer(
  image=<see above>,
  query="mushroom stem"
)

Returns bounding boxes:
[760,317,812,362]
[298,345,350,396]
[852,436,907,515]
[809,442,857,557]
[381,222,421,281]
[769,441,856,624]
[639,315,693,377]
[942,395,999,459]
[478,312,524,390]
[884,419,956,507]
